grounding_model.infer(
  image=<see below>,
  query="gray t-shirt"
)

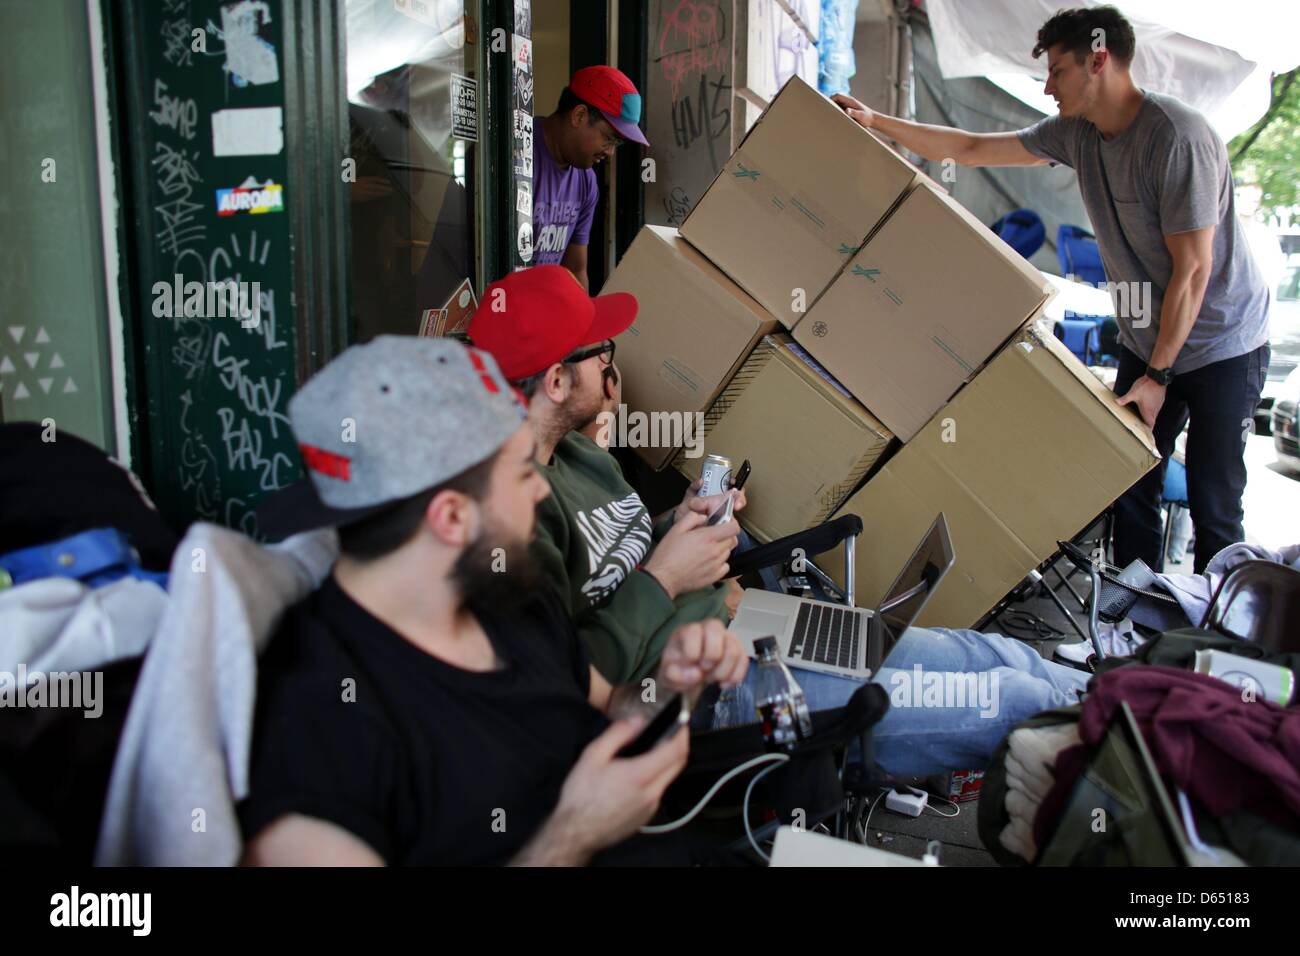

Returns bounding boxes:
[1018,91,1270,373]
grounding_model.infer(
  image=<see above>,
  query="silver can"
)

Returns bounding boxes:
[698,454,733,497]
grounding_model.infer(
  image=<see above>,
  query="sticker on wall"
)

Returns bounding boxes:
[518,222,534,264]
[512,34,532,75]
[212,107,284,156]
[451,73,478,142]
[216,177,285,216]
[512,109,533,177]
[516,180,532,219]
[221,0,279,87]
[513,2,531,38]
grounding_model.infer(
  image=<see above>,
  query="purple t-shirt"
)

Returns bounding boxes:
[532,116,598,267]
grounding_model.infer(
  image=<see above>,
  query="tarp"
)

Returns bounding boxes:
[924,0,1300,140]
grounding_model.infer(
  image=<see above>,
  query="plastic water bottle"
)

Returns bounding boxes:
[752,637,814,750]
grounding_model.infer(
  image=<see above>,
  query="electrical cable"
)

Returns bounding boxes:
[998,610,1067,641]
[924,794,960,818]
[857,788,888,843]
[640,753,789,835]
[743,759,790,863]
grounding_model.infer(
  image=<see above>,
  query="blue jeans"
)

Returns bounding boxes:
[705,627,1090,778]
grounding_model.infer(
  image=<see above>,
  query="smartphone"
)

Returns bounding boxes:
[706,491,735,526]
[617,694,688,758]
[733,459,751,491]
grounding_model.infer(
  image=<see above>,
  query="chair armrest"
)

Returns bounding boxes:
[728,514,863,580]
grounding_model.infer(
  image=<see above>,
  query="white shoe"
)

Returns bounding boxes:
[1054,619,1147,667]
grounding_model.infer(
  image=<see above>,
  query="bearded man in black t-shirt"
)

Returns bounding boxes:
[239,336,748,866]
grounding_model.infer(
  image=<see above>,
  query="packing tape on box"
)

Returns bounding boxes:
[723,151,863,260]
[657,357,703,397]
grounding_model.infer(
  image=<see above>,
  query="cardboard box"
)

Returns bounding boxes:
[828,324,1159,628]
[675,334,894,543]
[679,76,920,328]
[795,181,1056,442]
[601,225,780,470]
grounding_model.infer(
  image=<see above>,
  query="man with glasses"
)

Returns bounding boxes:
[534,67,649,290]
[470,266,743,684]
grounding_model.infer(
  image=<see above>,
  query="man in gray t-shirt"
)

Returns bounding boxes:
[831,5,1271,575]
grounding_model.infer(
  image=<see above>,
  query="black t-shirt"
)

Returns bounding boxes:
[239,577,682,865]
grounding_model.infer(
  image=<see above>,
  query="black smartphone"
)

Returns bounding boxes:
[617,694,687,758]
[733,459,751,491]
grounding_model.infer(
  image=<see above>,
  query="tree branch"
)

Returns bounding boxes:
[1232,68,1297,165]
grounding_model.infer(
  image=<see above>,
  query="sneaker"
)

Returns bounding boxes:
[1054,619,1147,668]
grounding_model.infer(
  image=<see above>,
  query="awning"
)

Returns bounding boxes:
[924,0,1300,139]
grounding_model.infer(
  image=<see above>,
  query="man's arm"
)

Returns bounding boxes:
[1117,226,1216,427]
[561,243,589,292]
[242,815,385,866]
[531,506,678,683]
[831,94,1048,168]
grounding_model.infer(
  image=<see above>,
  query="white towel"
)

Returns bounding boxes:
[94,524,337,866]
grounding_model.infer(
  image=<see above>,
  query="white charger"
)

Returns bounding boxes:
[884,786,929,818]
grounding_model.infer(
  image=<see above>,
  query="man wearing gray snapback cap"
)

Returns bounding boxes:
[240,336,747,866]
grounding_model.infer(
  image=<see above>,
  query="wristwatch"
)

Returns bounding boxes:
[1145,365,1174,386]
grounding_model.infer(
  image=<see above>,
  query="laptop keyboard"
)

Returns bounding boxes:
[789,601,861,670]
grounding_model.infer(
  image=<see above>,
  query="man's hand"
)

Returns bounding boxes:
[659,618,749,693]
[643,510,741,599]
[1117,375,1166,428]
[516,718,689,864]
[674,481,748,525]
[832,93,875,131]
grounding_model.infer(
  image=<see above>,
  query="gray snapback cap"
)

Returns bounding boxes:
[261,336,525,537]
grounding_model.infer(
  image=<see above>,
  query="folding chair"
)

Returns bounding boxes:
[1056,224,1107,286]
[991,208,1046,260]
[1200,560,1300,653]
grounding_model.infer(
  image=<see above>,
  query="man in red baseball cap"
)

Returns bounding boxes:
[469,266,747,686]
[533,66,649,290]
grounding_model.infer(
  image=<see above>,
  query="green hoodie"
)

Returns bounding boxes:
[532,433,730,683]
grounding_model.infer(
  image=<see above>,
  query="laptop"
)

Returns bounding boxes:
[729,513,955,679]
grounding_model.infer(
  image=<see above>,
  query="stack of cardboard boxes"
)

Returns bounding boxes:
[604,76,1159,628]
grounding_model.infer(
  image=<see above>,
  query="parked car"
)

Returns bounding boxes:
[1273,364,1300,475]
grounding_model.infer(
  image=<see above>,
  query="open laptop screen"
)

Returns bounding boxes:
[878,513,954,639]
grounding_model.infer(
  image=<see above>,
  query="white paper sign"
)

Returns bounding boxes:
[211,107,285,156]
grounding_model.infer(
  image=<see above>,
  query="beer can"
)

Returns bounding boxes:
[698,454,733,497]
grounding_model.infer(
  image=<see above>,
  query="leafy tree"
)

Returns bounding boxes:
[1230,68,1299,226]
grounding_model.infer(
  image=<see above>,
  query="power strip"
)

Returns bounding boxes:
[885,786,929,818]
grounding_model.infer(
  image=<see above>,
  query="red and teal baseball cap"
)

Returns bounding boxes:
[568,65,649,147]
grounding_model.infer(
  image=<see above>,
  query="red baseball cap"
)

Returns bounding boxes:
[468,265,638,381]
[568,65,649,147]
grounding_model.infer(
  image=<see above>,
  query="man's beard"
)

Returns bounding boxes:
[450,520,541,611]
[564,366,607,433]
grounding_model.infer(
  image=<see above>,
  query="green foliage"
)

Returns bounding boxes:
[1230,69,1299,225]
